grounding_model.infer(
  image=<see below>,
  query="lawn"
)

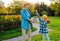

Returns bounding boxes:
[0,27,36,41]
[31,17,60,41]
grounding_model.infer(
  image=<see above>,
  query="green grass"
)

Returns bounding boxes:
[48,17,60,30]
[0,27,22,41]
[0,27,36,41]
[31,17,60,41]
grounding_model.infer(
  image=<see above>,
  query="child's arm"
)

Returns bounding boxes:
[36,10,41,21]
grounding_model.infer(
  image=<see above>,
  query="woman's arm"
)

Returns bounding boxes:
[20,9,32,22]
[20,9,29,21]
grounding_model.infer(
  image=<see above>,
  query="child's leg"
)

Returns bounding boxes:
[42,34,46,41]
[46,34,50,41]
[22,29,26,41]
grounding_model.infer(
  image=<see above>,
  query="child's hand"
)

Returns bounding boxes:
[36,10,38,15]
[36,10,38,13]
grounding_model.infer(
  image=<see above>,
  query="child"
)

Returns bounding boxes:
[36,10,50,41]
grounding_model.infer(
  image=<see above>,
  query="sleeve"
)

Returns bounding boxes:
[20,10,29,20]
[36,12,41,21]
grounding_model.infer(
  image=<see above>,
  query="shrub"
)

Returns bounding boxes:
[41,11,48,15]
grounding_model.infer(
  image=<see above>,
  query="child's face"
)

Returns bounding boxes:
[42,15,47,21]
[42,17,47,21]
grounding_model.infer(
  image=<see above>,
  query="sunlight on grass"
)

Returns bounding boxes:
[32,17,60,41]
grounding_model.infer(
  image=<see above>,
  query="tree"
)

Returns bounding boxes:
[7,1,23,14]
[29,4,36,16]
[50,3,60,16]
[7,1,28,14]
[0,0,8,14]
[41,11,48,15]
[35,3,49,15]
[0,0,4,6]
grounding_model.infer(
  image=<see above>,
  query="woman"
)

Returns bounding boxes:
[20,3,33,41]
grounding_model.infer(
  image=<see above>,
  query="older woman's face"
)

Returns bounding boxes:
[24,5,29,9]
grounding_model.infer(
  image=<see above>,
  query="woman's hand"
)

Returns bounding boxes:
[28,19,34,23]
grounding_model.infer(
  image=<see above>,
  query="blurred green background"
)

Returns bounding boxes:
[0,0,60,41]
